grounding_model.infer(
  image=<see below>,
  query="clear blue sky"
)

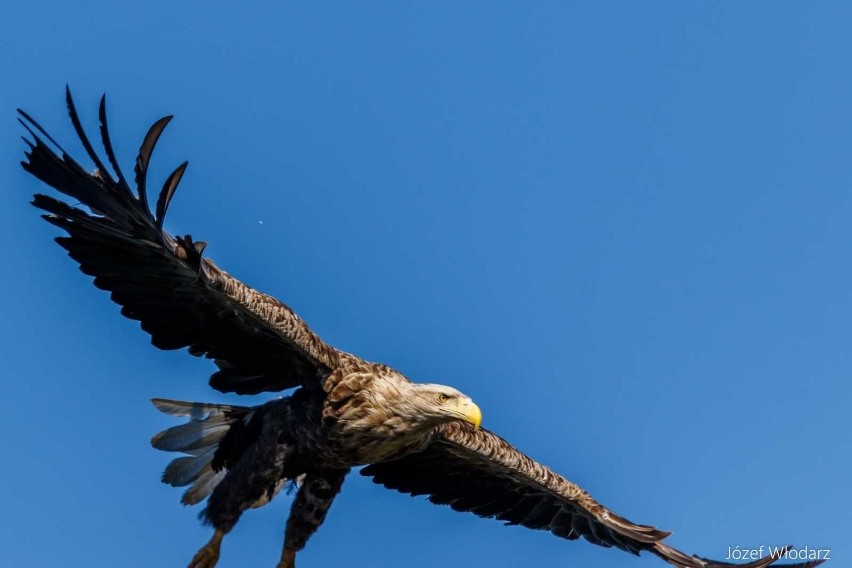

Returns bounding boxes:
[1,2,848,567]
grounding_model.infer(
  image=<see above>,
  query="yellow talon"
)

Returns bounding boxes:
[188,529,224,568]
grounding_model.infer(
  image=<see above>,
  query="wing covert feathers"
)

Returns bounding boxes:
[20,90,339,394]
[362,423,823,568]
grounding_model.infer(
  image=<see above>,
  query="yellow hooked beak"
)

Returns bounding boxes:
[456,398,482,429]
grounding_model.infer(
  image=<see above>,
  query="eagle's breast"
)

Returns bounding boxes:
[315,365,436,464]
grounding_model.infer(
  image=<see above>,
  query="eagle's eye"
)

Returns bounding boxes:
[437,393,449,403]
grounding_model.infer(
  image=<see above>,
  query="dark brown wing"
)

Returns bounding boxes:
[362,422,822,568]
[19,89,341,394]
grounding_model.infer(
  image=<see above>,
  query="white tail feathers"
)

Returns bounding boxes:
[151,398,253,505]
[151,398,242,421]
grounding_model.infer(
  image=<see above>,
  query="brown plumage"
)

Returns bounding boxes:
[19,90,823,568]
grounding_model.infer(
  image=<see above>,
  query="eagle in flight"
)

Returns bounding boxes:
[19,90,823,568]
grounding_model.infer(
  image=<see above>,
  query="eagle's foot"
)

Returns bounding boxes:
[188,529,224,568]
[188,544,218,568]
[275,547,296,568]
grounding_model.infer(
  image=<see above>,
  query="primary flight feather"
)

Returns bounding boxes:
[19,90,823,568]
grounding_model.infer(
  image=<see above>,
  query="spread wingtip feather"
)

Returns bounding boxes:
[134,114,174,207]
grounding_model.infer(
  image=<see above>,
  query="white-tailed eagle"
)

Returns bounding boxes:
[18,90,824,568]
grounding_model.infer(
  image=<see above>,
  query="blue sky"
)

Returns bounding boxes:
[1,2,848,567]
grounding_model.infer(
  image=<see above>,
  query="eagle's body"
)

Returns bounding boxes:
[19,91,823,568]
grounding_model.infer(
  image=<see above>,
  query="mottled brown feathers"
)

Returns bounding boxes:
[20,90,340,395]
[363,423,823,568]
[363,423,667,551]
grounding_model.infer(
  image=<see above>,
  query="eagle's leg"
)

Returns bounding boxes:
[188,528,225,568]
[193,402,294,568]
[276,469,349,568]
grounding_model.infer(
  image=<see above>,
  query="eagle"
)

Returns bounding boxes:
[19,90,823,568]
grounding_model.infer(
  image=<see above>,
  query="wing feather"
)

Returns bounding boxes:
[362,423,823,568]
[20,91,340,394]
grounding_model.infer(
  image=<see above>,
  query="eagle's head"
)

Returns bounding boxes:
[404,383,482,430]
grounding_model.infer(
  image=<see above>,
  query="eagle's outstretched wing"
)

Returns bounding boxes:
[20,89,339,394]
[362,422,822,568]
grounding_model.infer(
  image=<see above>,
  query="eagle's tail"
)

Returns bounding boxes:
[150,398,255,506]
